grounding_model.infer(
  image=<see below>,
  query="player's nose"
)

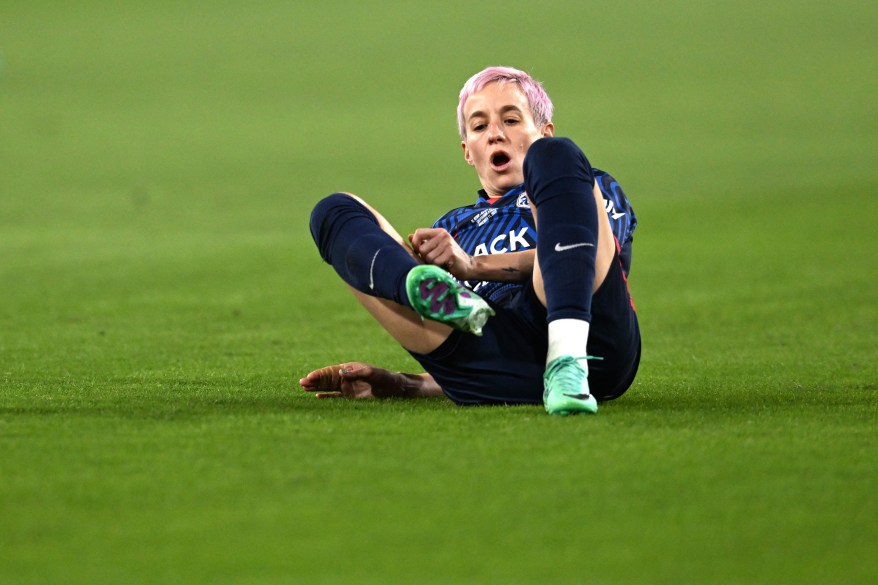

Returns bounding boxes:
[487,123,505,142]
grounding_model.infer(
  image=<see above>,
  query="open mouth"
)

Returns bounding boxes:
[491,152,511,169]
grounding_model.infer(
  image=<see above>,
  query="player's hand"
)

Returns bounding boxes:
[299,362,405,399]
[408,228,473,280]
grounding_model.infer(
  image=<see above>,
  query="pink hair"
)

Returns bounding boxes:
[457,66,554,140]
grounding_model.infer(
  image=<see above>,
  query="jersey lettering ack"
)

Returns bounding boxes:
[432,171,637,304]
[473,227,530,256]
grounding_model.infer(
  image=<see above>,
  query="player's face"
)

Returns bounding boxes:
[461,82,554,198]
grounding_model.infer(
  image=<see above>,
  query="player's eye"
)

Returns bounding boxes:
[471,123,487,132]
[505,118,520,125]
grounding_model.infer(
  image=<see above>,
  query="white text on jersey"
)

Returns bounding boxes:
[472,227,531,256]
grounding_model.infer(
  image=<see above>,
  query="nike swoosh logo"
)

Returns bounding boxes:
[554,242,594,252]
[562,393,593,400]
[368,249,381,290]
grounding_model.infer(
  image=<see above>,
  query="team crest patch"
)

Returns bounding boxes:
[516,193,529,209]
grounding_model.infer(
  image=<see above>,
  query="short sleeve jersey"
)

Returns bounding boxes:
[432,169,636,304]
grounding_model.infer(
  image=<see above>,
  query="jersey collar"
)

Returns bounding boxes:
[476,184,526,205]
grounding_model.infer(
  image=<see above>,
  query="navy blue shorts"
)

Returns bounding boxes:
[408,251,641,405]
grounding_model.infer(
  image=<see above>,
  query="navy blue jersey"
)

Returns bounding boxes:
[433,169,636,303]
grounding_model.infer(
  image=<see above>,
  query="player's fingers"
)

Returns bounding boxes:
[416,236,438,257]
[302,380,333,392]
[410,228,429,251]
[301,365,344,391]
[411,227,436,240]
[412,228,447,252]
[431,249,451,267]
[300,374,326,389]
[339,364,372,380]
[425,241,453,266]
[315,392,344,399]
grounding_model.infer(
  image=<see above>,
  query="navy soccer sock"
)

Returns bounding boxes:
[309,193,415,307]
[523,137,599,323]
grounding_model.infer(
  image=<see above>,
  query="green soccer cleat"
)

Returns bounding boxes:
[405,264,495,336]
[543,355,598,415]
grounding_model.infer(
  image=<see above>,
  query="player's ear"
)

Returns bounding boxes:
[541,123,555,138]
[461,141,475,166]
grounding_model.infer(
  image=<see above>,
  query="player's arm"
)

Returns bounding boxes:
[468,249,535,282]
[409,227,534,282]
[299,363,445,399]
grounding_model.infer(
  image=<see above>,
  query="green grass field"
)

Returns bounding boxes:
[2,1,876,583]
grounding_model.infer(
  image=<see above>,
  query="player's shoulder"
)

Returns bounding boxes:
[594,169,633,204]
[593,168,616,188]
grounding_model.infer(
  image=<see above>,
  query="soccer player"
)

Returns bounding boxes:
[301,66,640,415]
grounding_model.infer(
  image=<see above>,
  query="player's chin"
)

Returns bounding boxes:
[492,175,523,193]
[496,163,522,179]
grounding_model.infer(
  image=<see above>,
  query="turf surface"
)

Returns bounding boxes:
[1,1,876,583]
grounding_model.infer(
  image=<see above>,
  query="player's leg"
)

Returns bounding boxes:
[309,193,491,354]
[348,290,451,355]
[523,137,616,414]
[530,184,616,301]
